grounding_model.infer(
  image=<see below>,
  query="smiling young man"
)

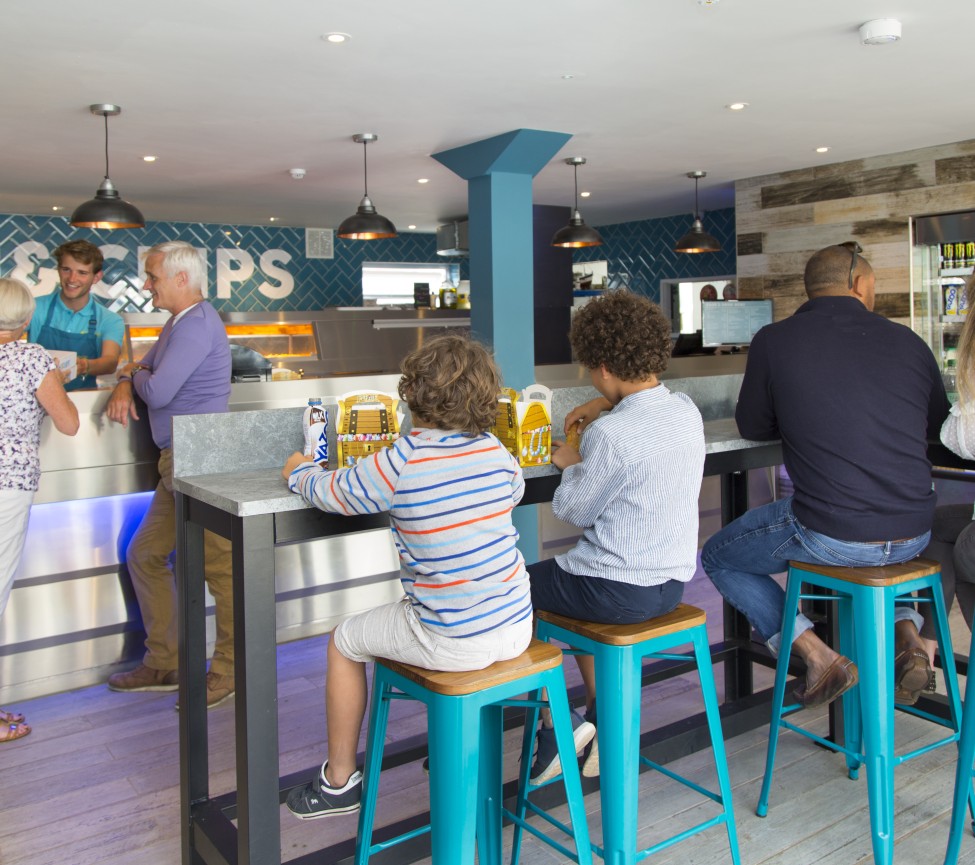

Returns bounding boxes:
[28,240,124,390]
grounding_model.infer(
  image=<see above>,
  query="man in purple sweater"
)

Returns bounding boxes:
[104,241,235,708]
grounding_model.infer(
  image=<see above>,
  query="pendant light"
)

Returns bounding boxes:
[70,104,145,229]
[551,157,603,248]
[337,133,397,240]
[674,170,721,254]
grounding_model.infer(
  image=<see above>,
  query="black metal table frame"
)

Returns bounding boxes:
[175,440,799,865]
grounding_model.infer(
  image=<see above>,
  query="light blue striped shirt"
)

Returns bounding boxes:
[555,385,705,586]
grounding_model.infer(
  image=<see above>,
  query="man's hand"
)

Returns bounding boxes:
[104,381,139,427]
[283,451,311,480]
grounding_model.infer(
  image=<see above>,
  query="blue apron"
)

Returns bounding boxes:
[36,297,100,391]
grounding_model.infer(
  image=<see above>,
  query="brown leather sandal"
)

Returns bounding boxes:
[0,721,31,743]
[0,708,25,724]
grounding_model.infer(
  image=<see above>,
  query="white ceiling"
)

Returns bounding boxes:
[3,1,974,233]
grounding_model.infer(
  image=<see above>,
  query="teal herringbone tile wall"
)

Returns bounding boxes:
[0,207,735,312]
[574,208,737,302]
[0,214,440,312]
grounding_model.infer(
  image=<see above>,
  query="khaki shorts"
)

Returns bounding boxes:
[333,596,533,672]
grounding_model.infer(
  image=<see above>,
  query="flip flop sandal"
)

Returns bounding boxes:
[0,708,25,724]
[0,721,31,743]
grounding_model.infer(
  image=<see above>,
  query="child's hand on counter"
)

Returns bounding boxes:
[551,440,582,470]
[283,451,312,480]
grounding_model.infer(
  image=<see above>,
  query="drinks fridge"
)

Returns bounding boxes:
[910,210,975,397]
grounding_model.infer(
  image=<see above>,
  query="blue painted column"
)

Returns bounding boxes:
[433,129,571,562]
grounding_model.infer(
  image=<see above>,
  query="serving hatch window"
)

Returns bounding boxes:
[361,262,460,307]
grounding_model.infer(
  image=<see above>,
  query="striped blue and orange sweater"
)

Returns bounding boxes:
[288,427,532,638]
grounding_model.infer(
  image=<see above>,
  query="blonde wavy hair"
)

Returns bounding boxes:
[957,271,975,406]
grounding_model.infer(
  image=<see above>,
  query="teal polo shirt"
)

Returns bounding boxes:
[28,292,126,352]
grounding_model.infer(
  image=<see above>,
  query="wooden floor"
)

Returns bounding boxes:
[3,472,975,864]
[1,571,974,865]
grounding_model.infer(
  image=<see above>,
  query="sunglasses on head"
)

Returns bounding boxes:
[839,241,863,289]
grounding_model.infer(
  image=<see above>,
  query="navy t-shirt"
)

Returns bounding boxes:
[736,295,950,542]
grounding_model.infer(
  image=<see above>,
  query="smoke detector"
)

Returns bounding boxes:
[859,19,901,45]
[289,168,306,180]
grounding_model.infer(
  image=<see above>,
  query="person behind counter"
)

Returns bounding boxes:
[701,242,950,708]
[281,334,533,819]
[103,241,236,709]
[0,277,79,742]
[922,270,975,655]
[525,291,705,783]
[28,240,124,390]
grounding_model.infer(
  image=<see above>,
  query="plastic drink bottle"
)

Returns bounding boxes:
[302,398,329,466]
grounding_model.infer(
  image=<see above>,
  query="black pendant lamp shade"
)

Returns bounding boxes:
[70,104,145,230]
[674,170,720,254]
[337,133,397,240]
[551,157,603,249]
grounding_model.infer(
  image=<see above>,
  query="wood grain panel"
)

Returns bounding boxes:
[761,164,926,209]
[737,233,763,255]
[872,291,911,319]
[936,155,975,186]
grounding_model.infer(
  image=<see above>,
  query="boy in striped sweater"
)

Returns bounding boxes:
[528,291,705,783]
[281,335,533,819]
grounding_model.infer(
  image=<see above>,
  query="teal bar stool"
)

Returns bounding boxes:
[354,638,592,865]
[943,623,975,865]
[757,558,967,865]
[514,604,740,865]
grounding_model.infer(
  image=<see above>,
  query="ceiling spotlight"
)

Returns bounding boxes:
[727,102,749,111]
[408,224,417,230]
[337,133,397,240]
[322,32,350,43]
[698,0,720,6]
[674,171,722,254]
[417,178,429,184]
[52,206,62,212]
[71,104,145,230]
[859,19,901,45]
[816,146,830,153]
[142,155,157,162]
[289,168,307,180]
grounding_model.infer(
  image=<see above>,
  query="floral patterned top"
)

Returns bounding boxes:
[0,341,56,491]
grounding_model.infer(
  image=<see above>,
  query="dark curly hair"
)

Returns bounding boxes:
[570,290,671,380]
[398,335,502,435]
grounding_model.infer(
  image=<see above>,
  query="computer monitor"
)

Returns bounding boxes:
[701,299,774,348]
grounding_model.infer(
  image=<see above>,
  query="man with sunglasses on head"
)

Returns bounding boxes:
[701,243,950,709]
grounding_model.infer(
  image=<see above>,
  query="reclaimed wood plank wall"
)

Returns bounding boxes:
[735,139,975,324]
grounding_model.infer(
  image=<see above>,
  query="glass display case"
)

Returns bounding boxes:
[911,211,975,397]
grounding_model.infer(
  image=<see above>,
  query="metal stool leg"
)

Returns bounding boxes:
[756,569,803,817]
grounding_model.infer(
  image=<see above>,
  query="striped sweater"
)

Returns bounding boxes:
[288,427,532,638]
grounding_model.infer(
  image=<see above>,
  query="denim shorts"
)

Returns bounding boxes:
[528,557,684,625]
[332,596,533,671]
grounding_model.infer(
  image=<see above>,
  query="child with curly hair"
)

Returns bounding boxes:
[527,290,705,783]
[281,334,533,819]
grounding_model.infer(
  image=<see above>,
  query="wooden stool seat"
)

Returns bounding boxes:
[537,603,706,646]
[376,638,561,696]
[789,557,940,586]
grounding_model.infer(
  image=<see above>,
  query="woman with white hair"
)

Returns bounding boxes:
[0,277,79,742]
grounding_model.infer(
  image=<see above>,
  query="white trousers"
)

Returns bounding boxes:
[0,489,34,620]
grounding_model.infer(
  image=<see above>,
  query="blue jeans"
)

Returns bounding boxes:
[701,497,930,655]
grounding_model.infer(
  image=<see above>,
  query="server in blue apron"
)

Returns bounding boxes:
[28,240,124,391]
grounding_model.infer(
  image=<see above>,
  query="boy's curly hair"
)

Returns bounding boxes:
[570,290,671,380]
[398,334,502,435]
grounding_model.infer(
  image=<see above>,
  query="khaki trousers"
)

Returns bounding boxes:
[126,448,234,675]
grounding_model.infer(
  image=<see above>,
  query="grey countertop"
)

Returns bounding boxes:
[174,416,769,518]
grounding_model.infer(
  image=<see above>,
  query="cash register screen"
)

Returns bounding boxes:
[701,299,774,347]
